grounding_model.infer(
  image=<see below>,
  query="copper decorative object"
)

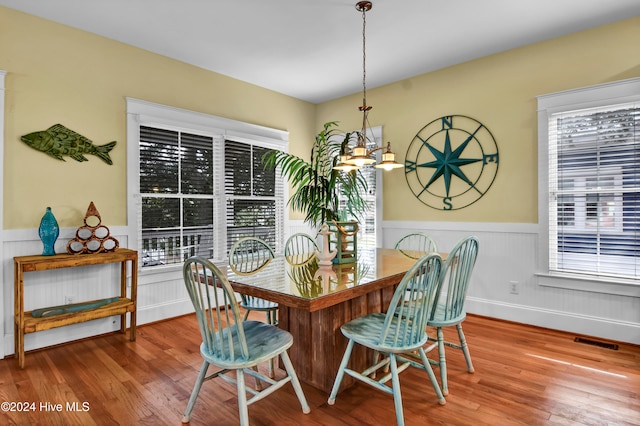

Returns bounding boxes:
[66,202,119,254]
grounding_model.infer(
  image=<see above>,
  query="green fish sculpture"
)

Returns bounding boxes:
[21,123,116,165]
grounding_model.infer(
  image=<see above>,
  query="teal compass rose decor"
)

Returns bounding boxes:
[404,115,499,210]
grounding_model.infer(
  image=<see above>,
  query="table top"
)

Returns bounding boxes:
[219,248,434,312]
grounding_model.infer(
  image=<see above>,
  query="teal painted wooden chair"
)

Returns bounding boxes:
[284,233,318,265]
[328,253,446,426]
[229,237,279,377]
[181,256,310,425]
[229,237,279,323]
[426,235,479,396]
[394,232,438,259]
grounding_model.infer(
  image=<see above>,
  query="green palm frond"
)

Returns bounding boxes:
[262,122,370,229]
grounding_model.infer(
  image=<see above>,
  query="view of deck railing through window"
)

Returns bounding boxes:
[139,126,216,267]
[138,125,284,267]
[549,103,639,279]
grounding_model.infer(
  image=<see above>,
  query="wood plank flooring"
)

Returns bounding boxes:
[0,313,638,425]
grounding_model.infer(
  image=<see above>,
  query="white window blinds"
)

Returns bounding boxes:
[223,140,284,253]
[139,126,215,266]
[548,102,640,279]
[127,98,288,267]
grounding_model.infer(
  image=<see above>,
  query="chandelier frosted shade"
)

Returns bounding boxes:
[374,143,404,170]
[334,155,359,172]
[347,145,376,167]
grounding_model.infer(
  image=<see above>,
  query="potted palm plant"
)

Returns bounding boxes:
[263,121,369,263]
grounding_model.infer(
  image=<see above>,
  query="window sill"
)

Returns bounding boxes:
[536,272,640,297]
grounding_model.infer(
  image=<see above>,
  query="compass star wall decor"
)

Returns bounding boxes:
[404,115,499,210]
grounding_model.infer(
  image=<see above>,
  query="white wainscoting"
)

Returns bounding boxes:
[2,220,639,359]
[383,221,640,345]
[1,227,196,358]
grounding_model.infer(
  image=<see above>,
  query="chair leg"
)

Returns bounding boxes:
[182,360,209,423]
[417,347,446,405]
[371,350,383,378]
[243,309,250,321]
[436,327,449,396]
[388,354,406,426]
[252,365,263,391]
[328,339,355,405]
[267,310,276,378]
[279,350,311,414]
[267,359,275,379]
[267,309,277,325]
[456,323,475,373]
[236,368,249,426]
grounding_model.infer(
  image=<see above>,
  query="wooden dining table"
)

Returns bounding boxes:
[219,247,432,393]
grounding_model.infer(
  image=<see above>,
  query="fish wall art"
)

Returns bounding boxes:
[20,123,116,165]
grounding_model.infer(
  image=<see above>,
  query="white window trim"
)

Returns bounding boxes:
[536,78,640,295]
[126,98,288,272]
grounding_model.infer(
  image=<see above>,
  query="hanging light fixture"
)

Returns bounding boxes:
[334,1,403,172]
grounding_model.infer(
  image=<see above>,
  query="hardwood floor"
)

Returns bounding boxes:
[1,313,638,425]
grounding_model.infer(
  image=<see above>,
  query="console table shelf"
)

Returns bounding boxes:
[14,248,138,368]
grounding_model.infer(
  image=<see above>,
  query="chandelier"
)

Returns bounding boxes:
[334,1,403,172]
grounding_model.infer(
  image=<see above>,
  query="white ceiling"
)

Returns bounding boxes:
[2,0,639,104]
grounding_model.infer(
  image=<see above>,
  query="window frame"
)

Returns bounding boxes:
[126,98,288,270]
[536,78,640,294]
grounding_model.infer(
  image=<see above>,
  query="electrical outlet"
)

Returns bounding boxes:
[65,295,75,305]
[509,281,519,295]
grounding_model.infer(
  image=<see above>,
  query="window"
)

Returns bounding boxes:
[359,127,382,248]
[333,126,383,249]
[139,126,215,266]
[538,79,640,282]
[224,141,283,252]
[127,99,287,268]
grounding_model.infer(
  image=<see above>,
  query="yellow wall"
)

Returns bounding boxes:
[317,16,640,223]
[1,7,316,229]
[2,7,639,228]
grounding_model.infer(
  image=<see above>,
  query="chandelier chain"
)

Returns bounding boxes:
[361,4,367,105]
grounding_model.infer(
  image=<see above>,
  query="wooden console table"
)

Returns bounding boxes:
[14,248,138,368]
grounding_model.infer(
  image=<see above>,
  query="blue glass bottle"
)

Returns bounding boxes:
[39,207,59,256]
